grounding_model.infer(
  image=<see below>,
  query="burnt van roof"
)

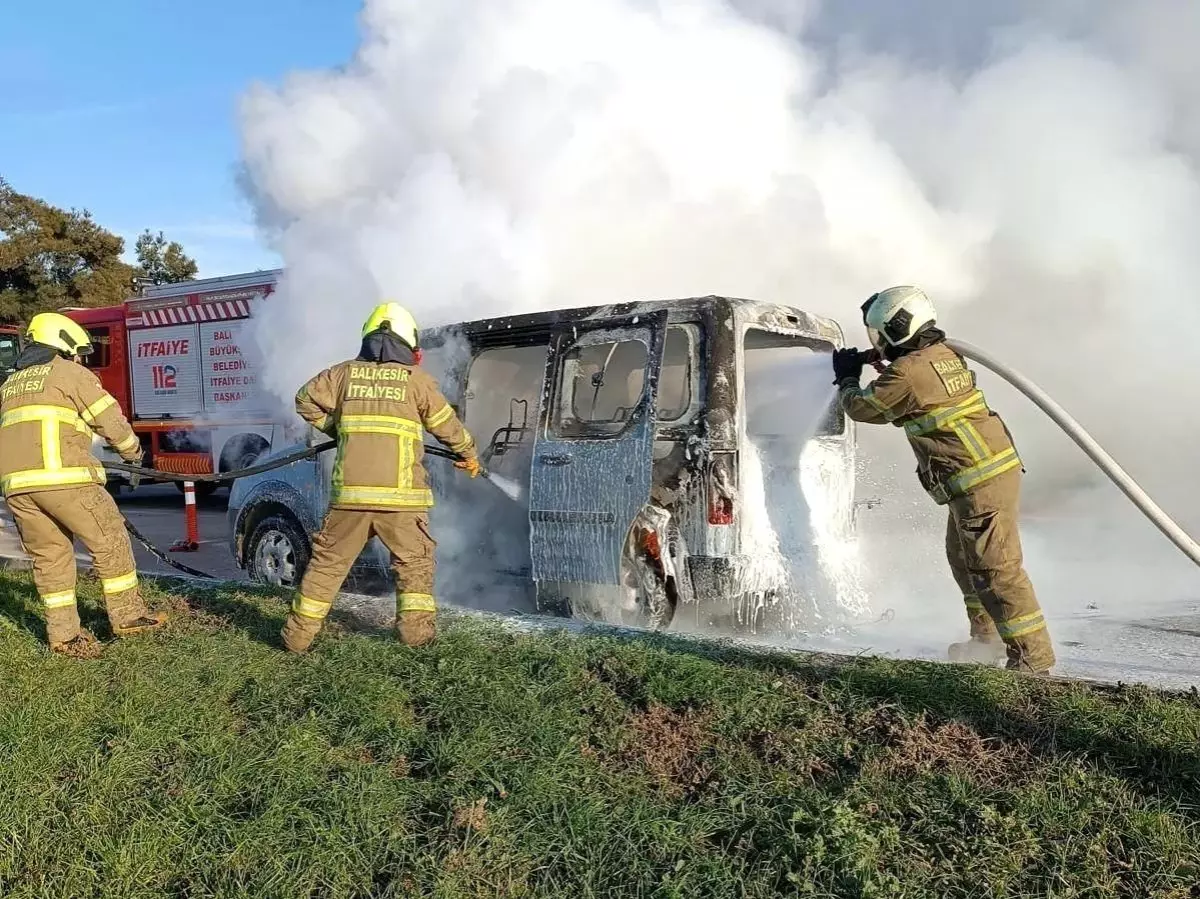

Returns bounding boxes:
[420,295,844,346]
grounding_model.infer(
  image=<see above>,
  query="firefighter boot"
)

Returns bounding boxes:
[281,596,332,653]
[113,612,168,637]
[947,592,1007,666]
[280,614,322,653]
[50,632,102,658]
[397,611,436,647]
[105,581,167,638]
[1005,642,1054,676]
[947,637,1007,666]
[50,635,87,655]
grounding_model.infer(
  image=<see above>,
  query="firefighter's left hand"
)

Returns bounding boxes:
[832,348,864,382]
[454,457,482,478]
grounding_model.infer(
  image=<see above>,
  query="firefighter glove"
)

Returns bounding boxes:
[127,452,144,491]
[454,457,482,479]
[832,348,864,383]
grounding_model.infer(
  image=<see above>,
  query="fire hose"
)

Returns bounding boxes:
[944,339,1200,568]
[102,441,483,580]
[854,340,1200,567]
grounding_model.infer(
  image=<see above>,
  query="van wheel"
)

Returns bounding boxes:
[540,579,677,631]
[246,514,311,588]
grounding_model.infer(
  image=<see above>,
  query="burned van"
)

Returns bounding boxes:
[229,296,866,634]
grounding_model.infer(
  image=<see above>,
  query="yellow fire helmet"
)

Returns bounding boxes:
[26,312,93,357]
[361,302,419,348]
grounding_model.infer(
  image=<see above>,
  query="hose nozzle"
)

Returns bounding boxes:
[856,348,886,372]
[856,348,882,365]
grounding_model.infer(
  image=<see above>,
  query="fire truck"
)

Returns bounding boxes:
[62,270,292,496]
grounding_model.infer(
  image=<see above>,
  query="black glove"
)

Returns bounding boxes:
[832,348,865,383]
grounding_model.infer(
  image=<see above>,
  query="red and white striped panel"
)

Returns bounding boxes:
[140,299,253,327]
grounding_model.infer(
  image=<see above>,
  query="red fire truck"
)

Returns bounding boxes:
[62,270,292,495]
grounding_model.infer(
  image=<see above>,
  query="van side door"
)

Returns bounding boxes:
[529,310,668,585]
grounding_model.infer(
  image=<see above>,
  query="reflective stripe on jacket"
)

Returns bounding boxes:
[838,341,1021,504]
[295,359,476,511]
[0,356,141,497]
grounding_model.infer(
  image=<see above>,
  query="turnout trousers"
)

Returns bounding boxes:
[281,508,437,653]
[945,469,1055,673]
[6,484,151,645]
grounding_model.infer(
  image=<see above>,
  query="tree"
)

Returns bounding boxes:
[0,178,138,323]
[135,229,198,285]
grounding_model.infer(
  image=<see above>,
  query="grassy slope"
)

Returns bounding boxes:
[1,570,1199,899]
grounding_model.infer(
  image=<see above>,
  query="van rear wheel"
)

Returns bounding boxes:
[536,579,676,631]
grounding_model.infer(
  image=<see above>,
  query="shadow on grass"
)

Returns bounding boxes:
[0,570,154,643]
[572,626,1200,812]
[154,576,395,648]
[0,572,49,640]
[0,565,395,652]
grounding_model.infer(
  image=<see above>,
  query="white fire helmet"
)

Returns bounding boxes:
[862,285,937,350]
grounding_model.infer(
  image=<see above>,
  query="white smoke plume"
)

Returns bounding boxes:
[237,0,1200,671]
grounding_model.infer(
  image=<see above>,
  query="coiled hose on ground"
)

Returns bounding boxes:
[947,338,1200,568]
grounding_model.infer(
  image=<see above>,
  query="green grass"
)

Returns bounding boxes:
[2,569,1200,898]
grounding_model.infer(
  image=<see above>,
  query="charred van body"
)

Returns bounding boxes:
[229,296,865,636]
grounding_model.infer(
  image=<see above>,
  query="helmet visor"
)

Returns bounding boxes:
[866,326,885,352]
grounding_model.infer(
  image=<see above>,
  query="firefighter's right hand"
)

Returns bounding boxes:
[454,457,482,478]
[126,452,144,491]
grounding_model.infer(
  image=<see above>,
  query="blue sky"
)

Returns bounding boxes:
[1,0,361,277]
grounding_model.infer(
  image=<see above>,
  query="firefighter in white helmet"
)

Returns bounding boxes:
[833,286,1055,674]
[0,313,166,653]
[282,301,481,653]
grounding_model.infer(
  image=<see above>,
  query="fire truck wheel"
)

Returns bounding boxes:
[246,513,311,589]
[174,481,219,499]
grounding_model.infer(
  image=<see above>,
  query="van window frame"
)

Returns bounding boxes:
[462,342,548,459]
[656,322,702,429]
[549,330,653,440]
[741,325,846,440]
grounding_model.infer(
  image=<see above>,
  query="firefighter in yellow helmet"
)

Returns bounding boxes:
[281,301,481,652]
[0,313,166,653]
[833,287,1055,675]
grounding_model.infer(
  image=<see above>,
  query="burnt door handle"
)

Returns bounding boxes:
[538,453,573,466]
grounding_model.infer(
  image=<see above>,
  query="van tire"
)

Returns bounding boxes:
[246,513,311,589]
